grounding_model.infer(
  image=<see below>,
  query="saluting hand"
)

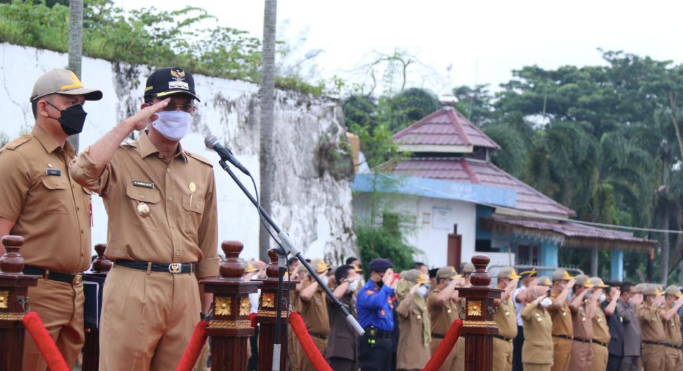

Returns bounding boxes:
[409,283,422,295]
[126,98,170,131]
[611,289,621,301]
[566,279,576,290]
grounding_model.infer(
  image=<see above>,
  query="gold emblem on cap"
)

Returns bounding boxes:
[137,202,151,218]
[189,182,196,193]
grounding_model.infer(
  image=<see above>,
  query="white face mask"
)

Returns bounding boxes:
[348,279,359,292]
[416,286,428,297]
[321,276,329,286]
[152,111,192,141]
[540,298,553,308]
[599,293,607,303]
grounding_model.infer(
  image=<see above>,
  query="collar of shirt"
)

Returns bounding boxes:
[32,125,75,156]
[133,130,188,163]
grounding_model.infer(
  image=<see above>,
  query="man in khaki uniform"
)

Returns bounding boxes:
[568,274,597,371]
[548,269,576,371]
[427,267,464,371]
[637,285,667,371]
[662,285,683,371]
[589,277,614,371]
[396,269,432,371]
[493,267,520,371]
[70,67,219,371]
[298,259,331,371]
[521,277,554,371]
[452,263,475,371]
[0,69,102,371]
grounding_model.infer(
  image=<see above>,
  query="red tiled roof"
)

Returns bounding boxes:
[388,158,576,217]
[393,108,500,150]
[488,216,655,251]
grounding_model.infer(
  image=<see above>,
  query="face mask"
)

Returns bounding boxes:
[560,283,567,290]
[599,293,607,303]
[443,280,452,286]
[47,101,87,136]
[584,291,592,300]
[416,286,428,297]
[321,276,329,286]
[152,111,192,141]
[540,298,553,308]
[424,283,432,290]
[348,280,359,292]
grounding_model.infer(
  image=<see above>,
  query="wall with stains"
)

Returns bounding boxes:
[0,42,356,263]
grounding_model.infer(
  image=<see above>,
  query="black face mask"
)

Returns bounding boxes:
[46,101,87,136]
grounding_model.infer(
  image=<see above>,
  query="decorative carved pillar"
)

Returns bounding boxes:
[0,236,39,371]
[203,241,261,371]
[81,244,112,371]
[457,255,502,371]
[256,249,297,371]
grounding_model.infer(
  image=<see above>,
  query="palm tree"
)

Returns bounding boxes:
[258,0,277,261]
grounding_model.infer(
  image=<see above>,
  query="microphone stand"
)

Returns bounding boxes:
[217,160,365,371]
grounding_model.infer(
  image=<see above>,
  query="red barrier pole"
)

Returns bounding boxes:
[175,321,209,371]
[22,312,69,371]
[288,312,332,371]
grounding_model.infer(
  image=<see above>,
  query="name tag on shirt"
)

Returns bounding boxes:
[46,169,61,176]
[132,180,155,189]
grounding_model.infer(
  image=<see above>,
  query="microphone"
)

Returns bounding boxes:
[204,135,251,176]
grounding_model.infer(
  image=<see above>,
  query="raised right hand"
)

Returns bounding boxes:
[566,279,576,289]
[125,99,170,131]
[382,268,394,287]
[409,282,422,295]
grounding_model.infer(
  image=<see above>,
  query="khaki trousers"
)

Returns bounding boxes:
[430,337,458,371]
[568,341,594,371]
[551,337,572,371]
[524,364,552,371]
[22,278,85,371]
[99,266,201,371]
[641,343,666,371]
[664,346,683,371]
[589,343,608,371]
[300,336,327,371]
[492,337,513,371]
[288,324,301,371]
[454,337,465,371]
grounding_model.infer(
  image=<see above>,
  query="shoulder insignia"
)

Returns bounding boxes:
[2,135,32,151]
[365,289,375,296]
[186,152,213,167]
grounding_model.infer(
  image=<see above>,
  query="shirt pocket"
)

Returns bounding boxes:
[125,183,161,230]
[40,177,69,214]
[181,194,204,239]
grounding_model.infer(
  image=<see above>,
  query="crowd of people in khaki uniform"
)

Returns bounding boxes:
[4,68,683,371]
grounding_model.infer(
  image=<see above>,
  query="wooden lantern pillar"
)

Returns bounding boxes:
[256,249,297,371]
[81,243,112,371]
[0,236,39,371]
[458,255,502,371]
[203,241,261,371]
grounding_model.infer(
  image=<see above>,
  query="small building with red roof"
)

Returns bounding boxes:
[352,102,654,279]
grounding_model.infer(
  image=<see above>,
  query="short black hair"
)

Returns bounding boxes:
[31,99,39,119]
[287,257,298,266]
[335,265,355,285]
[621,282,635,294]
[345,257,358,265]
[413,262,426,269]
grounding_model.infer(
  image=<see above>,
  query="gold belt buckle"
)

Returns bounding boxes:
[168,263,182,274]
[72,273,83,285]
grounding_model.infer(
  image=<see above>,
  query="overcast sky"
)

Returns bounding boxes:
[115,0,683,95]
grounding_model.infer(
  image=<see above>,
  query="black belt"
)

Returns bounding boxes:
[553,334,573,340]
[364,327,392,339]
[593,340,609,348]
[493,334,514,342]
[432,333,445,339]
[308,332,328,340]
[573,337,592,344]
[23,265,82,285]
[115,259,196,274]
[664,342,681,350]
[643,340,665,347]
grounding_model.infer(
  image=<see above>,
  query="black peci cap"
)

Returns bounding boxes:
[368,258,393,273]
[144,67,200,102]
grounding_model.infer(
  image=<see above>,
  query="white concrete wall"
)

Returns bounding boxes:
[0,43,355,263]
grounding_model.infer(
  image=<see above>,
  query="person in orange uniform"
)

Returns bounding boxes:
[0,69,102,371]
[396,269,432,371]
[70,67,220,371]
[521,277,554,371]
[589,277,616,371]
[426,267,464,371]
[493,267,521,371]
[662,285,683,371]
[548,269,576,371]
[298,259,331,371]
[638,285,667,371]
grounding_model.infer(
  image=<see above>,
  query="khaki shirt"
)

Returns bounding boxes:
[664,304,682,347]
[521,301,553,364]
[549,291,573,337]
[427,287,458,336]
[299,279,330,335]
[592,303,611,344]
[494,296,518,339]
[69,131,219,278]
[572,300,594,340]
[637,302,666,342]
[0,126,91,273]
[396,292,431,370]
